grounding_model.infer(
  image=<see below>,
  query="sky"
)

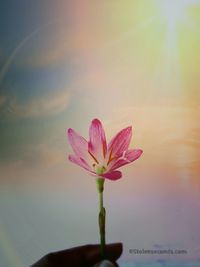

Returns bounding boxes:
[0,0,200,266]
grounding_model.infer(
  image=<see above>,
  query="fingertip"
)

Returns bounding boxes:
[93,259,118,267]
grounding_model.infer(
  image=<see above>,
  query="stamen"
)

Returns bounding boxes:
[107,149,115,165]
[88,150,99,164]
[102,142,106,158]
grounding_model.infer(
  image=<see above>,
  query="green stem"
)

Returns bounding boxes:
[96,178,106,259]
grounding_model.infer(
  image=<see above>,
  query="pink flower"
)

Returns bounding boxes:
[67,119,143,180]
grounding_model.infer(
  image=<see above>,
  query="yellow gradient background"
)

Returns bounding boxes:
[0,1,200,266]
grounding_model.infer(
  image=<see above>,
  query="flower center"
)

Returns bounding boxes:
[93,164,106,175]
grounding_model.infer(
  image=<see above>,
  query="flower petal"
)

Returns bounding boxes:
[101,170,122,180]
[107,126,132,164]
[67,128,88,160]
[88,118,107,162]
[109,149,143,171]
[68,154,92,172]
[126,149,143,161]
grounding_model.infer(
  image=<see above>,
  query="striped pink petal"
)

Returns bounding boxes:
[68,154,92,172]
[101,170,122,180]
[107,126,132,165]
[109,149,143,171]
[67,128,89,161]
[67,119,143,181]
[88,119,107,162]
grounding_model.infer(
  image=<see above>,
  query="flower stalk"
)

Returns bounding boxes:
[67,118,143,260]
[97,178,106,259]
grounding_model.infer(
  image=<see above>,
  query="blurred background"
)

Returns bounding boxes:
[0,0,200,266]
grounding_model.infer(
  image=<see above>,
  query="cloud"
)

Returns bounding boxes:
[19,36,72,67]
[0,143,63,176]
[0,95,6,107]
[13,22,76,68]
[24,144,65,167]
[0,142,70,186]
[7,90,70,118]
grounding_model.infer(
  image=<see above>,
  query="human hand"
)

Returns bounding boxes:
[30,243,123,267]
